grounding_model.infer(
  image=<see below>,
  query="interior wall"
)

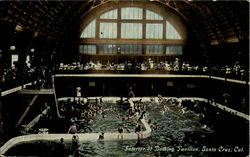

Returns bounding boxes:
[54,76,249,114]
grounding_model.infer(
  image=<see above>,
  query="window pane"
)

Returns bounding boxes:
[120,44,142,54]
[99,44,117,54]
[146,45,163,54]
[79,45,96,54]
[80,19,96,38]
[100,22,117,38]
[121,23,142,39]
[166,45,182,55]
[100,9,118,19]
[166,21,181,39]
[121,7,143,19]
[146,23,163,39]
[146,10,163,20]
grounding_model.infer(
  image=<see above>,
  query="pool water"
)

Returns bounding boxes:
[72,100,211,157]
[78,102,143,134]
[4,98,249,157]
[75,99,248,157]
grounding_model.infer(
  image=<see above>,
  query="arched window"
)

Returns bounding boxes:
[80,19,96,38]
[166,21,181,39]
[100,9,117,19]
[80,7,183,55]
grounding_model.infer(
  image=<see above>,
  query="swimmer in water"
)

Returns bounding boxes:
[177,102,182,108]
[158,94,163,104]
[71,135,79,156]
[68,123,77,134]
[201,124,207,129]
[88,118,94,123]
[181,107,187,114]
[151,122,158,130]
[98,132,104,140]
[102,112,107,118]
[117,125,124,140]
[160,105,169,114]
[135,122,142,140]
[116,113,120,118]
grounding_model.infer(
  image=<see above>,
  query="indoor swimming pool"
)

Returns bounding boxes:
[1,97,249,157]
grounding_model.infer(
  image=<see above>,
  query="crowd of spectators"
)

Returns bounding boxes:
[1,57,248,92]
[58,58,249,81]
[1,62,53,91]
[1,66,19,89]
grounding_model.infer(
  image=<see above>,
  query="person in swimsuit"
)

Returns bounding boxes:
[98,132,104,140]
[117,125,124,140]
[71,135,79,156]
[68,123,77,134]
[135,122,142,140]
[128,86,135,97]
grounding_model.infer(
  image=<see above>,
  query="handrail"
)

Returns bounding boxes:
[1,80,40,97]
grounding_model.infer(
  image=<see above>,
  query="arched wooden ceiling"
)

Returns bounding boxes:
[0,0,249,49]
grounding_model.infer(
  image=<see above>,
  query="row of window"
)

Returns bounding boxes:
[100,8,163,20]
[81,21,181,39]
[80,7,183,56]
[79,44,182,55]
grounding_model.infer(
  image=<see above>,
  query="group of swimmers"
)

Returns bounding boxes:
[65,96,176,141]
[97,98,147,141]
[116,121,143,141]
[157,97,212,130]
[60,97,114,134]
[156,95,195,115]
[64,96,195,134]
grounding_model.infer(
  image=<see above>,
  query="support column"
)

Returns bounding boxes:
[0,97,3,145]
[0,36,3,146]
[16,30,34,87]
